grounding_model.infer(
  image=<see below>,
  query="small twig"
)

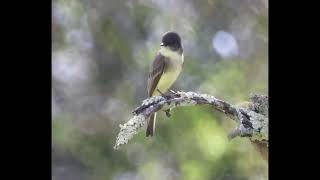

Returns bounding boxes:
[164,109,171,118]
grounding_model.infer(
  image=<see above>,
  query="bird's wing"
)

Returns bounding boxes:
[147,53,166,97]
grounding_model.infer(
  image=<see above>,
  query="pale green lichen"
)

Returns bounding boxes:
[242,108,268,142]
[114,114,146,149]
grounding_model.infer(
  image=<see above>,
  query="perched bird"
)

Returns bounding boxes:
[146,31,184,137]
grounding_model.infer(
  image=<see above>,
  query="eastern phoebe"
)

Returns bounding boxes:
[146,31,184,137]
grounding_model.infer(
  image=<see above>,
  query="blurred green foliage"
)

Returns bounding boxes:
[52,0,268,179]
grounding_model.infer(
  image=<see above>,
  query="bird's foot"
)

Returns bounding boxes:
[169,89,176,94]
[157,89,172,100]
[157,89,165,96]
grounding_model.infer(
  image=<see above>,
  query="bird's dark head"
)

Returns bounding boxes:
[160,31,183,53]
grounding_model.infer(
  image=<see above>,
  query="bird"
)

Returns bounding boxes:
[146,31,184,137]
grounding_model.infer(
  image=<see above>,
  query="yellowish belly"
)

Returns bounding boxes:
[152,67,181,96]
[152,47,184,96]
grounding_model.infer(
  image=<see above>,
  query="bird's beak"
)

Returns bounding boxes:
[160,43,164,46]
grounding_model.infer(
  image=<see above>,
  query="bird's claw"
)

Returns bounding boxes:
[169,89,176,94]
[156,89,165,96]
[157,89,173,100]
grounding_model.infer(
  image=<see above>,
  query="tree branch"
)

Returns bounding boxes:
[114,91,268,153]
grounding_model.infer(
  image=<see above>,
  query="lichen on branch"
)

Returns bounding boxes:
[114,91,268,150]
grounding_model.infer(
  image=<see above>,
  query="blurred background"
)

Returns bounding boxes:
[52,0,268,179]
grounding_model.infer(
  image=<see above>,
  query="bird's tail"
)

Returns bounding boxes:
[146,112,156,137]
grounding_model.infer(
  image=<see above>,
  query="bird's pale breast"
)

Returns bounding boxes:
[152,48,183,96]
